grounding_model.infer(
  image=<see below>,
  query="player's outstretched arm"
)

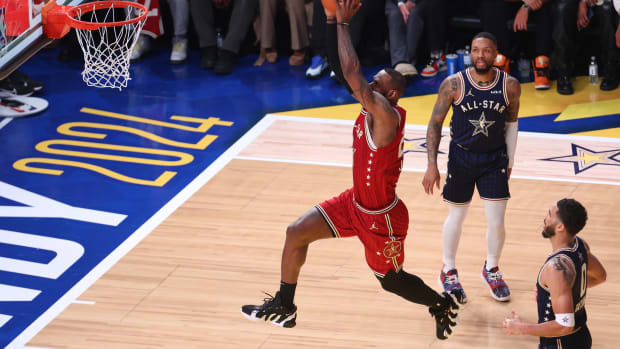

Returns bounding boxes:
[503,255,576,337]
[582,239,607,288]
[422,75,457,195]
[505,75,520,180]
[336,0,399,137]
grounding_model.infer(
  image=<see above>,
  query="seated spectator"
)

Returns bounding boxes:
[554,0,620,94]
[506,0,555,90]
[130,0,165,62]
[256,0,309,66]
[306,0,385,80]
[169,0,190,64]
[385,0,448,79]
[306,0,329,79]
[190,0,258,75]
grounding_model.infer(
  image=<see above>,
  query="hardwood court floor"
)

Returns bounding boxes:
[28,117,620,349]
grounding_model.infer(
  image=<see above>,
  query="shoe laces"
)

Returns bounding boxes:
[444,273,459,285]
[486,269,504,281]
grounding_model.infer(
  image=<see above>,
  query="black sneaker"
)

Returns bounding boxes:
[429,292,459,340]
[200,46,217,70]
[214,49,237,75]
[241,292,297,328]
[556,75,573,95]
[11,71,44,92]
[0,72,35,96]
[600,63,619,91]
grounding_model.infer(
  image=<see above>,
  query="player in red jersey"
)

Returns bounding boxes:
[241,0,459,339]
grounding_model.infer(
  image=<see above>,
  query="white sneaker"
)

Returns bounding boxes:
[170,37,188,64]
[394,62,418,77]
[305,56,329,79]
[130,35,151,62]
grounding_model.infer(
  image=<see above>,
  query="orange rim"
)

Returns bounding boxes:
[66,1,147,30]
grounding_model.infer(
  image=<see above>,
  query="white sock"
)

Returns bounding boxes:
[484,200,508,270]
[442,204,470,271]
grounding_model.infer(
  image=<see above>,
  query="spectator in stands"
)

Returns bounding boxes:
[554,0,619,94]
[306,0,329,79]
[168,0,190,64]
[190,0,258,75]
[130,0,165,62]
[305,0,385,80]
[256,0,309,66]
[385,0,448,79]
[507,0,555,90]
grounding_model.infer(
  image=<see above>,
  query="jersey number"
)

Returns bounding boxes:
[579,262,587,298]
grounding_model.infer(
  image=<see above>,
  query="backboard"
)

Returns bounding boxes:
[0,0,83,79]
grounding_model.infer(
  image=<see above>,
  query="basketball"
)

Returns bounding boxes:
[321,0,337,13]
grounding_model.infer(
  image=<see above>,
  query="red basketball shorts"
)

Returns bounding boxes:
[315,188,409,278]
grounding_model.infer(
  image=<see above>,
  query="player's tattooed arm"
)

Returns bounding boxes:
[426,76,457,164]
[551,255,576,287]
[505,76,521,122]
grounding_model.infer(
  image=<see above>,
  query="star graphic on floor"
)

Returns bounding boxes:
[540,143,620,174]
[469,111,496,137]
[403,136,445,154]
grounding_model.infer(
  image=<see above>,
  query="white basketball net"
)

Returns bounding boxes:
[73,3,146,90]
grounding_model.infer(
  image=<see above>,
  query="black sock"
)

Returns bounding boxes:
[377,270,443,307]
[279,281,297,309]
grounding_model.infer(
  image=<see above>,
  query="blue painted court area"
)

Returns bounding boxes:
[0,44,618,348]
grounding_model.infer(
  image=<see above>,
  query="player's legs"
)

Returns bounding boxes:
[477,156,511,301]
[281,207,334,284]
[440,147,475,304]
[242,189,354,327]
[356,200,459,340]
[483,199,507,270]
[442,204,470,270]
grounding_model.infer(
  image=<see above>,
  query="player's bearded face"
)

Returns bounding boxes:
[471,39,496,74]
[542,224,556,238]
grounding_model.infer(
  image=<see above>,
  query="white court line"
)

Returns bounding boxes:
[0,117,12,131]
[7,115,276,349]
[235,114,620,186]
[72,300,95,305]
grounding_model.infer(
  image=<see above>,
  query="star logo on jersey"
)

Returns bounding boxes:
[403,136,445,154]
[469,111,496,137]
[466,88,475,97]
[540,143,620,174]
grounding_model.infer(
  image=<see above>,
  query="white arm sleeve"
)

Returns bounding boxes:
[614,0,620,12]
[505,121,518,169]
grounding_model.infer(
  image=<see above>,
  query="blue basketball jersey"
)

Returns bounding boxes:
[450,67,509,153]
[536,236,588,332]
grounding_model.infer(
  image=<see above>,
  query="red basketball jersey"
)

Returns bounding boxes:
[352,106,406,210]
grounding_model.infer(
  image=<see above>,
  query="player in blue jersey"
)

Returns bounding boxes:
[422,32,520,304]
[502,198,606,349]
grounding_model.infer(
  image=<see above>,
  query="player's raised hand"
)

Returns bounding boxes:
[336,0,362,24]
[422,164,440,195]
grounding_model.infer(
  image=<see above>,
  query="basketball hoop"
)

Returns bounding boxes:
[43,1,147,90]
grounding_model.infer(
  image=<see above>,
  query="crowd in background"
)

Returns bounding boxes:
[5,0,620,98]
